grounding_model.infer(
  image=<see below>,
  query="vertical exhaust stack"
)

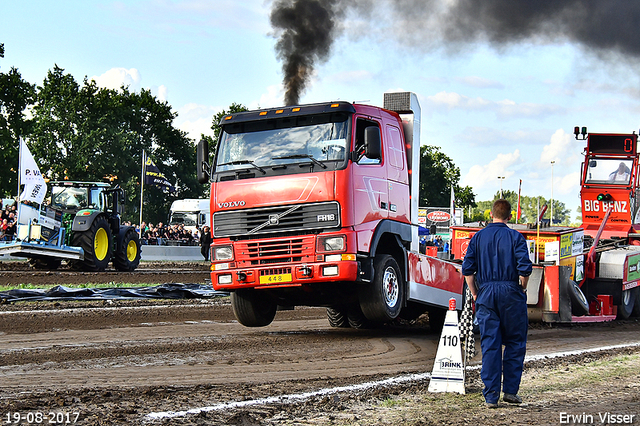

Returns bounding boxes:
[384,92,422,252]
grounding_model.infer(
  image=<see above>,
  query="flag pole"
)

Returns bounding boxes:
[139,150,145,237]
[516,179,522,224]
[17,138,22,201]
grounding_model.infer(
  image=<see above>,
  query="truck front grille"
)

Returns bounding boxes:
[213,202,340,238]
[236,236,315,266]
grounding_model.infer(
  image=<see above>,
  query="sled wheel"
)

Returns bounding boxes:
[231,289,277,327]
[359,254,404,322]
[632,288,640,317]
[618,288,637,319]
[327,307,350,328]
[569,280,589,316]
[113,228,141,271]
[72,215,112,272]
[347,304,378,329]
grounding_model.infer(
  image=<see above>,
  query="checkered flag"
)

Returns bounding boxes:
[459,285,476,365]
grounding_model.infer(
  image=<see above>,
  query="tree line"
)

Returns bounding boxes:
[1,60,202,223]
[471,190,571,225]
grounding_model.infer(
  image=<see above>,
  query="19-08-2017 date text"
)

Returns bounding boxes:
[4,412,80,424]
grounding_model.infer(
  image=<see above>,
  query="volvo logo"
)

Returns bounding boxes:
[269,214,279,225]
[217,200,246,208]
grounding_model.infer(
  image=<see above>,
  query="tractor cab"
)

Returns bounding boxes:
[50,181,110,212]
[577,128,640,241]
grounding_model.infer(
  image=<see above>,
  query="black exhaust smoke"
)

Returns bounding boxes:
[419,0,640,56]
[270,0,347,106]
[270,0,640,105]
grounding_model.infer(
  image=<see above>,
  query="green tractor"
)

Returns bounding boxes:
[5,181,142,272]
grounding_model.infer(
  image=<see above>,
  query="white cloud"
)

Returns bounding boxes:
[462,127,549,147]
[174,103,219,141]
[156,85,168,102]
[462,150,522,190]
[427,91,562,119]
[250,85,284,110]
[495,99,563,119]
[455,76,504,89]
[328,70,374,85]
[555,172,581,197]
[539,128,583,171]
[540,129,572,164]
[427,91,490,110]
[90,67,141,90]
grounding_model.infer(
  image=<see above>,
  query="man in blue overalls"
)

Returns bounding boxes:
[462,199,532,408]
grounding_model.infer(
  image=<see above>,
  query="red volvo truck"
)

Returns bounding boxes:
[197,92,464,327]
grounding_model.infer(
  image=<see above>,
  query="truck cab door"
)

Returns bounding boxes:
[385,123,410,222]
[351,117,389,225]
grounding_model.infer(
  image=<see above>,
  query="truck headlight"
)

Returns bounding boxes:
[213,245,233,261]
[317,235,346,252]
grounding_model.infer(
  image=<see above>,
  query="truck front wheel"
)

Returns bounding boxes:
[359,254,404,322]
[231,289,277,327]
[72,215,112,272]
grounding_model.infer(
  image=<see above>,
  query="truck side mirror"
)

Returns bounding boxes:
[197,139,211,184]
[364,126,381,160]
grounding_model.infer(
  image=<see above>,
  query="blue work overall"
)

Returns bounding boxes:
[461,222,532,404]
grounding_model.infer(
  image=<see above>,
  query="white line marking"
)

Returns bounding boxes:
[144,341,640,421]
[145,372,431,420]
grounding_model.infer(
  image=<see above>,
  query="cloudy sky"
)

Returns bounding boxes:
[4,0,640,219]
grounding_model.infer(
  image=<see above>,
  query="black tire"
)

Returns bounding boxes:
[347,304,378,329]
[427,306,447,332]
[71,215,112,272]
[231,289,277,327]
[359,255,404,322]
[327,307,350,328]
[28,258,62,270]
[569,280,589,316]
[618,288,637,319]
[632,288,640,317]
[113,228,141,271]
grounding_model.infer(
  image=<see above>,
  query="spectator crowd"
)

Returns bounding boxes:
[136,222,200,246]
[0,199,202,248]
[0,201,17,241]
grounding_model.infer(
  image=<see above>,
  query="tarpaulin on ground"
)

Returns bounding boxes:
[0,283,228,302]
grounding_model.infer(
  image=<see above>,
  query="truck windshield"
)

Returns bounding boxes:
[216,115,349,173]
[170,212,198,226]
[585,158,634,185]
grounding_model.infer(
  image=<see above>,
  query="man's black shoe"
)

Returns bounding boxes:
[503,393,522,404]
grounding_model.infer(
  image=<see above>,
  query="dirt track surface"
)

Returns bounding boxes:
[0,260,210,286]
[1,261,640,425]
